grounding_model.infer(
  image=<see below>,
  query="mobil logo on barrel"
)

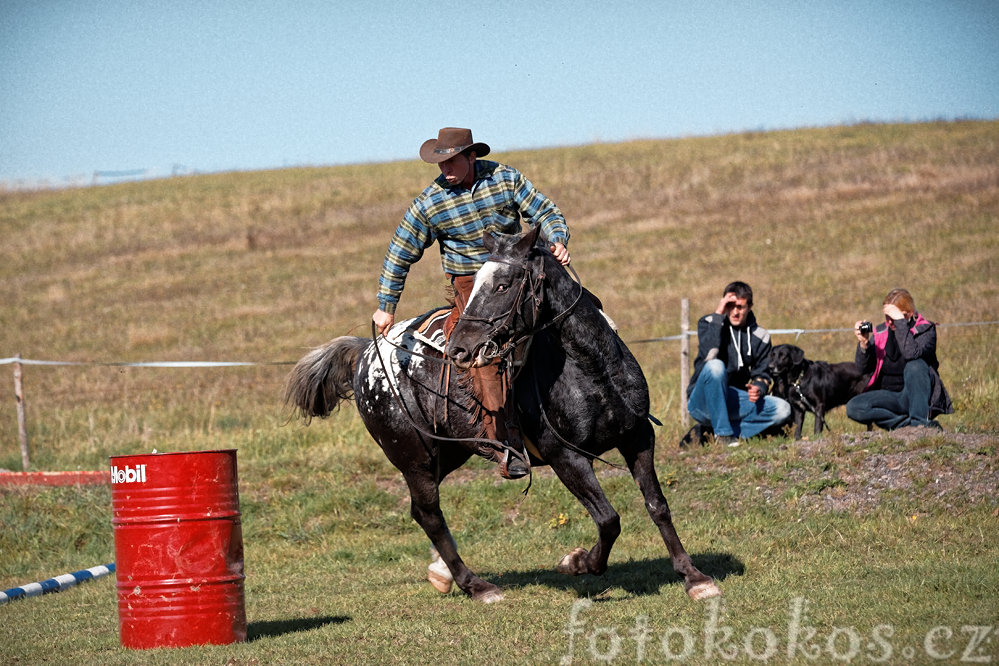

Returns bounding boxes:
[110,464,146,484]
[110,449,246,649]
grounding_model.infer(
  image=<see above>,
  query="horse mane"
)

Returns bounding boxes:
[444,365,489,439]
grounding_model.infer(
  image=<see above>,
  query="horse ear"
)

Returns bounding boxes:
[515,224,543,255]
[482,229,499,254]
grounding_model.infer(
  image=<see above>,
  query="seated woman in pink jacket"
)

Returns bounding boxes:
[846,288,953,430]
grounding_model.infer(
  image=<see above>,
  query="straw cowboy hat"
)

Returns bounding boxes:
[419,127,490,163]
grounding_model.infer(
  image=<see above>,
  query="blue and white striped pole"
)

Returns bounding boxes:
[0,563,115,605]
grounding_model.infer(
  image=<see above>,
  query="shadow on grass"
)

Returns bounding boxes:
[248,615,350,641]
[482,552,744,597]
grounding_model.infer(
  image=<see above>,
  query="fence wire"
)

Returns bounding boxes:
[1,321,996,367]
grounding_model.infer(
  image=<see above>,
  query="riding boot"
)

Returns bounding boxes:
[478,408,529,480]
[472,365,529,479]
[499,411,530,479]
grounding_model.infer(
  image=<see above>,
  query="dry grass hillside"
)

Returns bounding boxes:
[1,120,997,468]
[1,123,997,666]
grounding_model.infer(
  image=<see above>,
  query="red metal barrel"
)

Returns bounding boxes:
[110,449,246,649]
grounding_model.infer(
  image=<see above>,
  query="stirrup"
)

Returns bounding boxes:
[498,447,530,479]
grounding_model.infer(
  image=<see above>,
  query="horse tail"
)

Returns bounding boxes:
[285,336,369,422]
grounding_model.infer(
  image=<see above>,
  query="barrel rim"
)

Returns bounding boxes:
[110,448,237,462]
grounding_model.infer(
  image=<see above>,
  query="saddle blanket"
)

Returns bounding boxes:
[406,306,451,353]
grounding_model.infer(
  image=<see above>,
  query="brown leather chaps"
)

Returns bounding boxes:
[443,274,512,449]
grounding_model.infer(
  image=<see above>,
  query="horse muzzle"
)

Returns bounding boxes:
[447,339,498,370]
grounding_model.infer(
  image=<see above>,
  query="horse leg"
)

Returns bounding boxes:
[404,472,504,603]
[549,456,621,577]
[426,452,472,594]
[428,542,455,594]
[621,441,722,600]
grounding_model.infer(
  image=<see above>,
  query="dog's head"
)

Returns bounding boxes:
[770,344,807,378]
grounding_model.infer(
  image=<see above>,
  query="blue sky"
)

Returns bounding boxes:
[2,1,998,186]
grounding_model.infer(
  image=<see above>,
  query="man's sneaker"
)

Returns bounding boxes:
[714,435,739,447]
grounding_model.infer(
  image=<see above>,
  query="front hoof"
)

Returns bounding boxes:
[556,547,589,575]
[687,579,722,600]
[428,558,454,594]
[473,587,505,604]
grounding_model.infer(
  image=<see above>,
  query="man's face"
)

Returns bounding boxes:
[438,152,474,187]
[726,296,751,328]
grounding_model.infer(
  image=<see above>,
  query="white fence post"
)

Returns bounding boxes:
[680,299,690,427]
[14,353,30,471]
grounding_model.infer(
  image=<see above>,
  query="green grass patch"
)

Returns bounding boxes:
[1,121,998,663]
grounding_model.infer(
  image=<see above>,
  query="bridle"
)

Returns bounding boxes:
[461,250,622,469]
[375,247,584,367]
[369,247,621,478]
[457,248,585,364]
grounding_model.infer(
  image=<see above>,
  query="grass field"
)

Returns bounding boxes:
[1,121,997,664]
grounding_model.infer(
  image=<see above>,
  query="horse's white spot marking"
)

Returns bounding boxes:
[467,262,501,307]
[405,339,426,372]
[427,556,453,594]
[363,319,425,401]
[599,309,619,332]
[364,339,396,398]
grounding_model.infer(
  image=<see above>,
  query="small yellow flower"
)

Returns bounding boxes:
[548,513,569,529]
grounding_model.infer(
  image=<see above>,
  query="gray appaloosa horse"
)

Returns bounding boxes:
[285,226,720,603]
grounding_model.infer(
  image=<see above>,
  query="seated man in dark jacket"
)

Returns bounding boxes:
[846,287,953,430]
[683,281,791,446]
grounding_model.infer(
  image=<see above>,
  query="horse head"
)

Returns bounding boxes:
[446,226,547,370]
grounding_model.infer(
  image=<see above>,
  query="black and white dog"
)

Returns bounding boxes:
[769,344,870,439]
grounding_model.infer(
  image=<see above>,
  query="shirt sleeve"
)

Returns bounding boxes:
[696,314,724,360]
[376,199,435,313]
[750,334,774,393]
[511,170,569,246]
[894,319,936,361]
[855,343,875,373]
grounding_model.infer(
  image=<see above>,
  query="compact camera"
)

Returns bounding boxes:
[858,321,873,335]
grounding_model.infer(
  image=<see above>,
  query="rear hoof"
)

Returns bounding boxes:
[557,547,589,575]
[428,558,454,594]
[687,580,722,600]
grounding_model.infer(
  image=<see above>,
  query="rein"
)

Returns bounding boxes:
[369,320,513,454]
[529,365,625,470]
[374,320,457,366]
[368,247,618,475]
[369,319,535,492]
[462,252,622,469]
[459,250,586,364]
[375,248,583,366]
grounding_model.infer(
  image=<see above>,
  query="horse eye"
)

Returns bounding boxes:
[496,284,508,293]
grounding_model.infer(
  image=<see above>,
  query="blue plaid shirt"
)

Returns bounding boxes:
[376,160,569,313]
